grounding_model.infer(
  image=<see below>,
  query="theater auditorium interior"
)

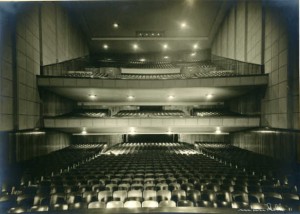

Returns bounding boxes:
[0,0,299,213]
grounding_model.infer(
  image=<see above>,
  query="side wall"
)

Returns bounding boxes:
[0,10,14,131]
[211,0,299,129]
[0,2,89,132]
[0,3,89,163]
[41,3,89,66]
[212,0,299,161]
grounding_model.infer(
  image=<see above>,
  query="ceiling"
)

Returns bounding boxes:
[53,127,250,135]
[45,86,259,105]
[65,0,232,57]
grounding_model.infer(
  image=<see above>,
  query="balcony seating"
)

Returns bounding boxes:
[193,109,241,117]
[115,110,185,118]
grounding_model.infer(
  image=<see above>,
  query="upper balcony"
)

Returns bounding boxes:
[38,57,268,106]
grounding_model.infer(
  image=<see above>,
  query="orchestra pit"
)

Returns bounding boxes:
[0,0,299,213]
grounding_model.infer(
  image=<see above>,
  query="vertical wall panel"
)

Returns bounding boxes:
[246,1,262,64]
[211,0,298,130]
[41,2,88,66]
[14,132,71,162]
[0,12,14,131]
[41,90,76,117]
[235,0,246,62]
[227,7,236,59]
[261,4,289,129]
[16,4,41,130]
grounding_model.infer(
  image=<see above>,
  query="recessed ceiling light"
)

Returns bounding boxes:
[89,94,97,99]
[181,22,187,28]
[103,44,108,49]
[140,58,146,62]
[168,95,174,100]
[113,23,119,28]
[127,95,135,99]
[193,44,198,49]
[206,94,213,99]
[164,56,169,59]
[163,44,168,49]
[191,52,196,56]
[133,44,138,50]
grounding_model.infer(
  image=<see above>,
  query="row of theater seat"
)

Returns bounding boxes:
[4,187,298,212]
[193,109,241,117]
[1,142,299,213]
[195,143,291,179]
[58,109,246,118]
[6,200,293,212]
[11,144,105,187]
[114,110,185,117]
[65,70,236,79]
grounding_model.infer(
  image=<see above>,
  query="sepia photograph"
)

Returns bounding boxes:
[0,0,299,213]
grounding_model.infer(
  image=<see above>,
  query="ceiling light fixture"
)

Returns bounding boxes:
[206,94,213,99]
[89,94,97,99]
[191,52,196,56]
[164,56,169,59]
[193,44,198,49]
[181,22,187,28]
[103,44,108,49]
[168,95,174,100]
[133,44,138,50]
[127,95,135,99]
[163,44,168,49]
[140,58,146,62]
[113,23,119,28]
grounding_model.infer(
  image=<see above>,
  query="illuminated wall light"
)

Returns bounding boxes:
[215,130,222,134]
[113,23,119,28]
[167,130,173,135]
[206,94,213,99]
[127,95,135,99]
[140,58,146,62]
[191,52,196,56]
[215,127,221,134]
[193,44,198,49]
[82,128,87,135]
[103,44,108,49]
[129,127,136,135]
[163,44,168,49]
[164,56,169,59]
[168,95,174,100]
